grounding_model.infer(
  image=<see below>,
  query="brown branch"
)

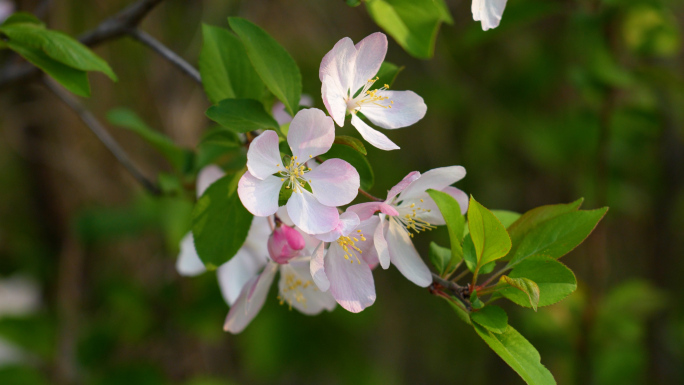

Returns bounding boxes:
[43,78,161,195]
[0,0,166,89]
[431,273,471,311]
[358,187,383,202]
[127,28,201,84]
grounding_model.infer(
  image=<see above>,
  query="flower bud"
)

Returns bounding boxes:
[268,224,305,264]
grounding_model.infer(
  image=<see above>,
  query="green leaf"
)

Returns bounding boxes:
[1,12,45,26]
[370,61,404,91]
[7,40,90,97]
[501,257,576,308]
[334,135,367,155]
[228,17,302,116]
[507,207,609,268]
[467,196,512,274]
[365,0,452,59]
[471,305,508,334]
[429,242,451,275]
[345,0,362,6]
[0,23,117,80]
[107,108,191,173]
[473,324,556,385]
[192,173,254,268]
[464,209,520,237]
[320,143,374,190]
[500,276,540,311]
[427,189,465,273]
[199,24,265,104]
[206,99,279,133]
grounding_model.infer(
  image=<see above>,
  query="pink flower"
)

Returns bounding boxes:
[472,0,508,31]
[348,166,468,287]
[268,223,306,264]
[238,108,360,235]
[309,212,380,313]
[320,32,427,151]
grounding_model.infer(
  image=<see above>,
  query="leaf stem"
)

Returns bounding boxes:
[450,267,469,283]
[481,266,510,287]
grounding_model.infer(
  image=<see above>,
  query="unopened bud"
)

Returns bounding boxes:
[268,224,305,264]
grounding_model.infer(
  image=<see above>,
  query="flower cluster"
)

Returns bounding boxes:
[180,32,467,333]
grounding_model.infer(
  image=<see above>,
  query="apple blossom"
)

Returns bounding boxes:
[319,32,427,151]
[237,108,360,235]
[348,166,468,287]
[472,0,507,31]
[309,212,380,313]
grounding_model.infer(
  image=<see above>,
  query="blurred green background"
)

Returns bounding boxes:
[1,0,683,384]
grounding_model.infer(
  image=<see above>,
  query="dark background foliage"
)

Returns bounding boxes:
[0,0,682,384]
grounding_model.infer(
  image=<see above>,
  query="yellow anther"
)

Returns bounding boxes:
[281,178,284,181]
[309,155,313,158]
[357,230,362,233]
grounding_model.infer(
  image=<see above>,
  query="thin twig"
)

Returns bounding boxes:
[43,78,161,195]
[127,28,201,84]
[358,188,383,202]
[0,0,166,89]
[431,273,471,311]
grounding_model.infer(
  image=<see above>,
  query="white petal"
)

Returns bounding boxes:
[386,171,421,202]
[373,216,390,269]
[307,159,359,207]
[286,189,339,234]
[386,219,432,287]
[322,75,348,127]
[288,108,335,160]
[319,37,356,93]
[472,0,508,31]
[279,261,336,315]
[398,166,466,202]
[325,244,376,313]
[237,172,282,217]
[347,202,384,221]
[350,113,399,151]
[196,165,226,198]
[362,90,427,129]
[315,211,360,243]
[354,216,380,267]
[176,232,207,277]
[246,130,283,180]
[350,32,387,94]
[310,241,330,291]
[223,262,277,334]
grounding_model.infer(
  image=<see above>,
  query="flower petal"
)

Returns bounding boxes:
[373,216,390,269]
[315,211,360,242]
[442,186,469,215]
[322,75,349,127]
[472,0,508,31]
[272,95,314,126]
[288,108,335,160]
[246,130,283,180]
[350,32,387,94]
[324,244,376,313]
[286,189,339,234]
[238,172,282,217]
[309,241,330,291]
[196,165,226,198]
[319,37,356,93]
[361,90,427,129]
[386,219,432,287]
[398,166,466,202]
[347,202,384,221]
[279,260,336,315]
[350,113,400,151]
[386,171,421,203]
[354,216,380,267]
[223,262,277,334]
[307,159,360,207]
[176,232,206,276]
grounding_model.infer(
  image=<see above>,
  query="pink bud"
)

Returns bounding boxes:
[268,225,306,264]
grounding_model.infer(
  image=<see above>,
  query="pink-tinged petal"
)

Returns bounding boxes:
[350,32,387,94]
[315,211,360,243]
[322,76,348,127]
[223,262,277,334]
[268,224,305,264]
[276,206,294,227]
[354,216,380,266]
[386,171,421,203]
[373,216,390,269]
[286,189,339,234]
[386,219,432,287]
[288,108,335,160]
[246,131,283,180]
[319,37,356,93]
[350,113,400,151]
[325,244,376,313]
[217,247,267,306]
[196,165,226,198]
[307,159,360,206]
[238,172,282,217]
[272,95,314,126]
[397,193,446,226]
[347,202,398,221]
[472,0,507,31]
[399,166,466,202]
[310,241,329,291]
[176,233,206,276]
[362,90,427,129]
[279,261,336,315]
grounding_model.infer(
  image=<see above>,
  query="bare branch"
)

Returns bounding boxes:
[127,28,201,84]
[431,273,471,311]
[43,78,161,195]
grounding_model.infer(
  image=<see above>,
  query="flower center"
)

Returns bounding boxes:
[277,272,315,310]
[278,156,312,193]
[336,229,367,264]
[346,77,394,113]
[394,200,436,238]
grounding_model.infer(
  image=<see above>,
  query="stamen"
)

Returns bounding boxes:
[279,273,315,310]
[336,231,367,264]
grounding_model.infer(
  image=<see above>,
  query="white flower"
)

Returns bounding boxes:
[472,0,508,31]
